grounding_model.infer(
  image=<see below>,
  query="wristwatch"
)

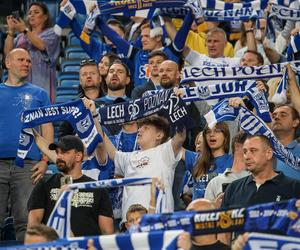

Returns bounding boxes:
[23,28,29,34]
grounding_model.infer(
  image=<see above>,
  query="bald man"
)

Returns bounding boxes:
[159,60,181,89]
[177,199,231,250]
[0,48,53,241]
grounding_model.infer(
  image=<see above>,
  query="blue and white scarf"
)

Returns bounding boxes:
[140,199,300,236]
[205,100,300,171]
[270,4,300,21]
[4,230,183,250]
[244,233,300,250]
[180,81,271,122]
[16,99,102,167]
[47,177,166,238]
[157,7,263,22]
[97,89,190,128]
[287,32,300,61]
[270,0,297,7]
[181,61,300,83]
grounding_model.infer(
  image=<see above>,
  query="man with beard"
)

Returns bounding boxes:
[95,59,131,136]
[58,58,103,138]
[27,135,114,236]
[158,60,181,89]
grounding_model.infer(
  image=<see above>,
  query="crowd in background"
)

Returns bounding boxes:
[1,0,300,249]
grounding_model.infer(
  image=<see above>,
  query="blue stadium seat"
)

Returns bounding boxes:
[56,86,78,96]
[60,80,80,88]
[55,95,76,104]
[57,72,79,86]
[67,32,81,46]
[61,59,81,72]
[65,46,89,59]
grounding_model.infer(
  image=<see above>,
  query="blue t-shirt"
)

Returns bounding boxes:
[0,83,50,160]
[191,154,233,200]
[276,140,300,180]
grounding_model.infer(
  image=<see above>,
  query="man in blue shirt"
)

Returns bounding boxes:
[271,104,300,180]
[0,48,53,241]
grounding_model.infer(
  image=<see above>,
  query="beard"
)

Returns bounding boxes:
[107,81,125,91]
[160,79,176,89]
[56,159,74,174]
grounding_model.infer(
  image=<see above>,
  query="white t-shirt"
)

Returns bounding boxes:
[114,140,182,221]
[186,50,241,68]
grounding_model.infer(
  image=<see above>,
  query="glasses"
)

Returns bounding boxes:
[80,59,97,67]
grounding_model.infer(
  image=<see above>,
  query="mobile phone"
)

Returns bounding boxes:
[11,10,20,20]
[222,183,230,193]
[60,176,73,187]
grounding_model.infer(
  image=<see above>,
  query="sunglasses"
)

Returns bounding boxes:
[80,59,97,67]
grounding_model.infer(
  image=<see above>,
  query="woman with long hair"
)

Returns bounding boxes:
[4,2,60,102]
[191,122,233,200]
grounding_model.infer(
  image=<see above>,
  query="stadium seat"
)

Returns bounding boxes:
[55,95,76,104]
[56,86,79,96]
[65,46,89,59]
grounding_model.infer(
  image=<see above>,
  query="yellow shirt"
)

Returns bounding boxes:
[172,19,234,57]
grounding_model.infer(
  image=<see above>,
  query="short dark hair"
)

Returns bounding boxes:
[231,131,248,154]
[148,50,168,61]
[245,134,273,149]
[137,115,170,144]
[274,104,300,121]
[28,2,52,29]
[26,225,59,242]
[243,50,264,65]
[109,59,131,76]
[126,204,148,221]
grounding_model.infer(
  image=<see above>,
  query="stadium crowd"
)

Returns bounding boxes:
[1,0,300,249]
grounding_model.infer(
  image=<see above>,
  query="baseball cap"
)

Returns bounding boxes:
[49,135,84,153]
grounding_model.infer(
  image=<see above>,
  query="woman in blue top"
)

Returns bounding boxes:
[191,122,233,200]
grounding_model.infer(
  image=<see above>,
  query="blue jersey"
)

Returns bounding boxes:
[97,18,187,87]
[0,83,50,160]
[191,154,233,200]
[70,18,134,74]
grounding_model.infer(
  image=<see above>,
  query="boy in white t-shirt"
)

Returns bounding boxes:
[83,98,186,222]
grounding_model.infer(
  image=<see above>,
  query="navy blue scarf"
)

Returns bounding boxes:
[16,99,102,167]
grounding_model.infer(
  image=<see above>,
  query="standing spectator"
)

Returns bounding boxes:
[27,135,114,237]
[131,50,168,98]
[83,96,186,222]
[204,131,249,204]
[4,2,60,102]
[0,48,53,241]
[271,104,300,180]
[191,123,233,200]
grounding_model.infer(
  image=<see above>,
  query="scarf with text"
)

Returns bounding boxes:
[3,230,182,250]
[181,61,300,83]
[47,177,166,238]
[270,4,300,21]
[139,199,300,236]
[96,89,190,128]
[16,99,102,167]
[178,80,270,122]
[244,233,300,250]
[205,100,300,171]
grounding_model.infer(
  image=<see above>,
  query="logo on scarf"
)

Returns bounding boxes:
[76,115,92,133]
